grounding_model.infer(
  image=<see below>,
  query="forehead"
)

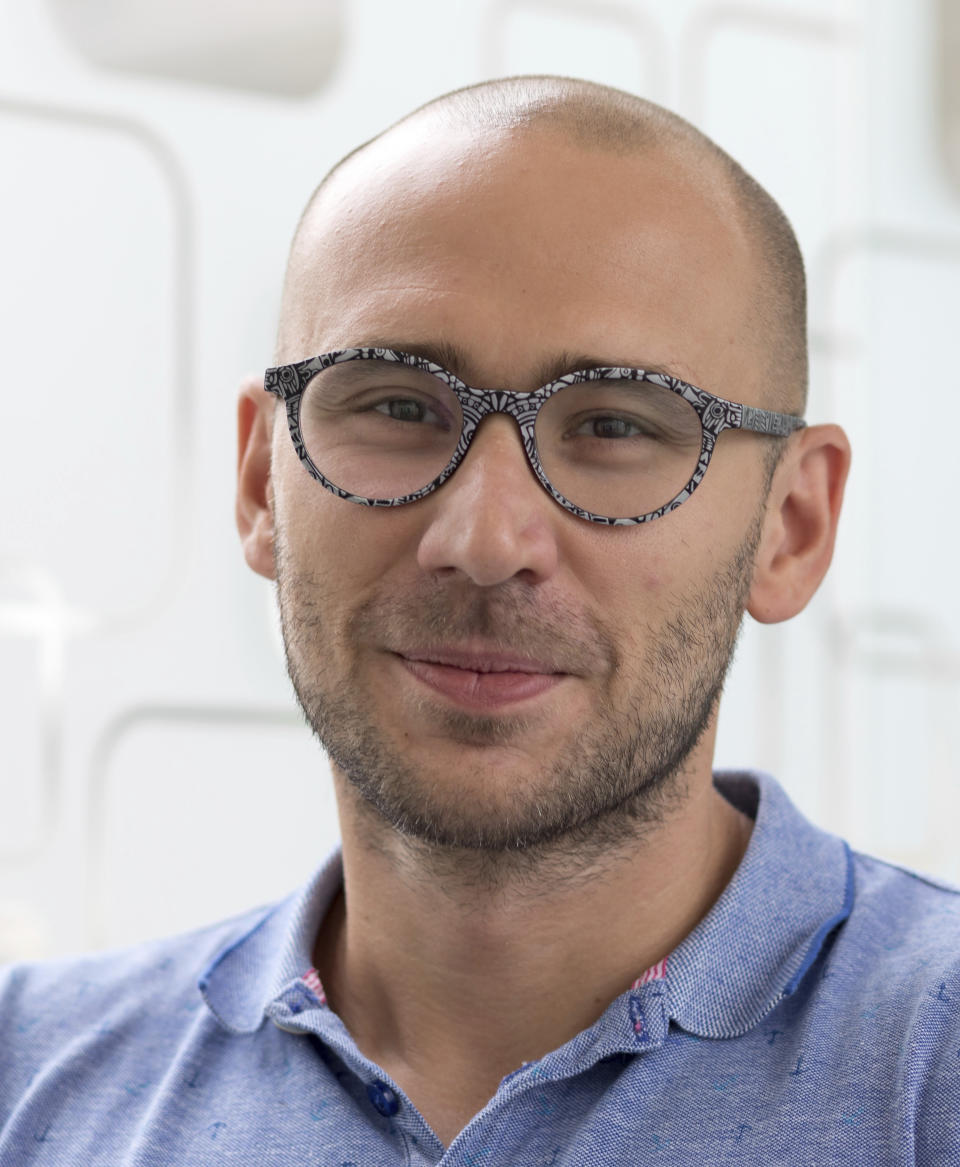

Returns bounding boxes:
[280,125,760,395]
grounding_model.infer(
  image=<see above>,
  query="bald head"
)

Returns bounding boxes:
[279,76,807,428]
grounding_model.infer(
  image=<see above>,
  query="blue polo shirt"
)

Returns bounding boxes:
[2,770,959,1165]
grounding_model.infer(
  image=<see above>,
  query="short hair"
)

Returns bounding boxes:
[284,76,807,478]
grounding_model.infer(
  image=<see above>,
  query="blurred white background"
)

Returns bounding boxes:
[2,0,958,961]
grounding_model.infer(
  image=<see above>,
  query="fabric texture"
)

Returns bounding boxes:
[1,770,959,1165]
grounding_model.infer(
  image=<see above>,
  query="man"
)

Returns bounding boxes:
[1,75,958,1164]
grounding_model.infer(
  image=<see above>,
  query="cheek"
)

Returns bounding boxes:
[705,435,768,510]
[579,523,676,601]
[280,466,423,597]
[575,534,683,670]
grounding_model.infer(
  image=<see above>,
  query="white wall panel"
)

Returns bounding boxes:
[48,0,343,97]
[859,244,960,618]
[0,637,44,858]
[88,712,336,948]
[0,105,181,622]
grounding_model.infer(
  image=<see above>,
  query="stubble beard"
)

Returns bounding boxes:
[275,508,763,890]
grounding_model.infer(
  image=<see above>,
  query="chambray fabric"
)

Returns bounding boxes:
[2,770,959,1166]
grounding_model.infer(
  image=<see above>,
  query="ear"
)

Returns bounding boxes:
[236,373,278,581]
[747,424,851,624]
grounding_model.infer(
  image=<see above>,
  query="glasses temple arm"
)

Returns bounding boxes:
[739,404,807,437]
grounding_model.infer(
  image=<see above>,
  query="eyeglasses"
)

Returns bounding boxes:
[264,347,806,526]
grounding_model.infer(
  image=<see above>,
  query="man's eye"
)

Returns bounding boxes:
[570,415,655,439]
[372,398,445,425]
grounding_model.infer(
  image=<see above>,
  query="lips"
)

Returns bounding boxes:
[394,647,567,708]
[399,648,564,675]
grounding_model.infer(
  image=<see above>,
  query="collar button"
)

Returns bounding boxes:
[366,1079,400,1117]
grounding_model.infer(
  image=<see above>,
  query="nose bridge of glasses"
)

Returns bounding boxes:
[462,405,533,457]
[458,378,543,415]
[454,387,545,487]
[457,381,542,447]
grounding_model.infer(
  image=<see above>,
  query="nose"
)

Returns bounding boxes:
[415,414,561,587]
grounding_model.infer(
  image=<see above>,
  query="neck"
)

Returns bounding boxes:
[312,767,753,1100]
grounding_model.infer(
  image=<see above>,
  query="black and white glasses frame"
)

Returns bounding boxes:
[264,347,807,526]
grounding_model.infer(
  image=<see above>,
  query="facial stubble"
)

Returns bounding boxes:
[275,505,763,887]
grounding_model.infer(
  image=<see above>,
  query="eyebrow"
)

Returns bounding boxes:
[351,338,693,388]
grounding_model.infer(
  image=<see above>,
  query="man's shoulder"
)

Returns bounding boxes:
[836,847,960,1008]
[848,846,960,942]
[2,901,274,1006]
[0,902,275,1084]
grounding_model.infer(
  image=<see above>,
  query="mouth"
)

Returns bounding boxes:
[392,647,569,709]
[398,647,567,675]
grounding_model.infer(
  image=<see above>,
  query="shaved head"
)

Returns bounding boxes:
[280,75,807,428]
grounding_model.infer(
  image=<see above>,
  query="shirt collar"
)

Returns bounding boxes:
[199,846,344,1034]
[665,770,854,1038]
[200,770,853,1039]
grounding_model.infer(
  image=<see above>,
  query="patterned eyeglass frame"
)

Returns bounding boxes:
[264,347,807,526]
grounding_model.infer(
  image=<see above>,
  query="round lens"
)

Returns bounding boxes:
[535,378,703,519]
[298,358,463,499]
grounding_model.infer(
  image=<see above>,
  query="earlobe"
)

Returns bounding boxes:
[747,424,851,625]
[236,374,278,582]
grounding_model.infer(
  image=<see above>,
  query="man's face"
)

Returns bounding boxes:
[269,124,772,867]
